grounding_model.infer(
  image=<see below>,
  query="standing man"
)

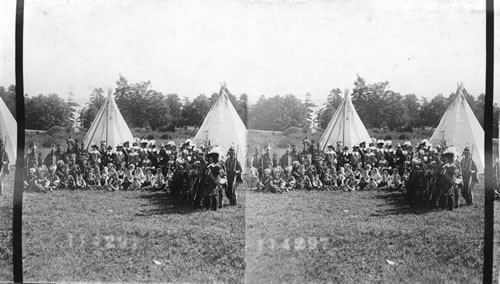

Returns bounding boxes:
[290,144,300,163]
[280,145,294,169]
[0,138,8,196]
[260,144,272,178]
[440,148,462,210]
[460,147,478,206]
[225,147,242,206]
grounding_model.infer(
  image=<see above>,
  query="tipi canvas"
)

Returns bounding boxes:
[0,97,16,166]
[193,84,247,170]
[83,93,134,150]
[319,93,371,151]
[430,84,484,173]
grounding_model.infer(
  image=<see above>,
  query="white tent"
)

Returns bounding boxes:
[83,93,134,150]
[0,97,16,166]
[319,93,371,151]
[429,84,485,173]
[193,84,247,170]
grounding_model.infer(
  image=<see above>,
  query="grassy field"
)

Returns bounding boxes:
[246,128,484,282]
[1,127,494,282]
[0,174,13,282]
[245,187,484,283]
[22,188,245,282]
[494,200,500,283]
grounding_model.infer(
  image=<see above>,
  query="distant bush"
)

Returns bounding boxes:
[277,137,290,148]
[40,136,57,148]
[282,126,304,137]
[160,134,171,140]
[146,134,155,140]
[158,125,175,132]
[398,125,414,132]
[46,126,67,137]
[398,134,408,140]
[384,134,392,140]
[133,128,149,134]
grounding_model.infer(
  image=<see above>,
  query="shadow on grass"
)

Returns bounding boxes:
[136,189,236,216]
[136,189,197,216]
[369,190,438,216]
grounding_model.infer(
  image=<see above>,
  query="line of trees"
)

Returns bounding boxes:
[0,74,498,136]
[249,75,493,134]
[0,75,248,132]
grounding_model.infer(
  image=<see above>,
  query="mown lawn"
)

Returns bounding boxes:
[0,174,13,282]
[245,185,484,283]
[22,188,245,282]
[494,200,500,282]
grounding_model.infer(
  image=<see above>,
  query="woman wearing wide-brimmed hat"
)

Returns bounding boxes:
[205,149,225,211]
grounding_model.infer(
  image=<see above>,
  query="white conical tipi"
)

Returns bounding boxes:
[319,92,371,151]
[83,92,134,150]
[193,84,247,169]
[0,97,16,166]
[429,84,484,173]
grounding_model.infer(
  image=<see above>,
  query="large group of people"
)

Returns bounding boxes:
[7,133,500,211]
[250,137,480,211]
[23,137,242,211]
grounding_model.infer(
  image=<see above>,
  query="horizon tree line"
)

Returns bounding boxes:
[0,74,497,137]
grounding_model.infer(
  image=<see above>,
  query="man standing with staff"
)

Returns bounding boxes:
[0,138,8,196]
[225,146,242,206]
[460,146,478,206]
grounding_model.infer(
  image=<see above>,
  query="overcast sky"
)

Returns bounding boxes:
[0,0,498,108]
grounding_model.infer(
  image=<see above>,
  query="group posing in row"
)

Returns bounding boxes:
[24,138,242,211]
[250,138,478,211]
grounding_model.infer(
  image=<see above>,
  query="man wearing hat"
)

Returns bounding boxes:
[114,144,126,169]
[225,147,242,206]
[259,144,272,178]
[205,149,224,210]
[122,141,130,164]
[290,144,300,163]
[44,144,59,169]
[87,145,101,168]
[102,146,114,168]
[158,144,169,176]
[139,140,149,165]
[350,144,362,168]
[192,149,208,209]
[324,145,337,168]
[25,142,38,174]
[339,146,351,168]
[311,142,325,169]
[0,138,8,195]
[280,145,294,169]
[460,146,478,206]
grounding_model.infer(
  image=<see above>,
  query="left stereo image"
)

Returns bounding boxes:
[0,86,16,282]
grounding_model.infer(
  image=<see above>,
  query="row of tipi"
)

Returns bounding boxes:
[0,83,484,173]
[81,84,247,169]
[318,84,485,173]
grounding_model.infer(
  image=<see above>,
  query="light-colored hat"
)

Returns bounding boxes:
[443,146,457,158]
